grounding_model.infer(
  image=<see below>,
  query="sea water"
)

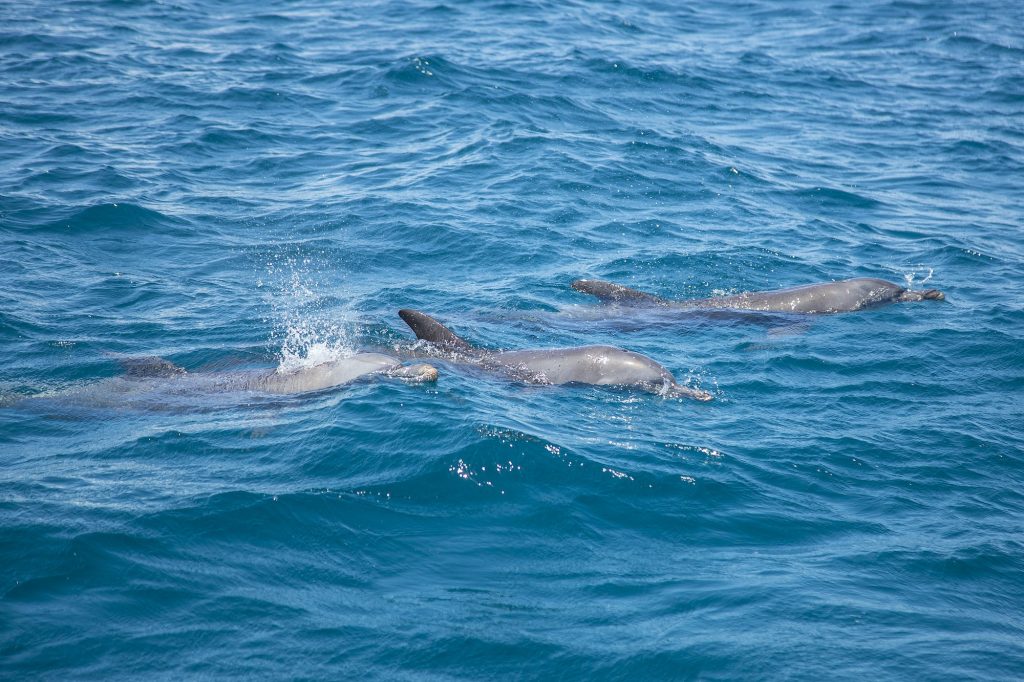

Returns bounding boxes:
[2,0,1023,678]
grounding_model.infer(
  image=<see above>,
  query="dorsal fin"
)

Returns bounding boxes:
[571,279,668,305]
[119,356,186,378]
[398,310,474,351]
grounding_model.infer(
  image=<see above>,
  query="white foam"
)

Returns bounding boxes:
[264,254,356,374]
[276,330,352,374]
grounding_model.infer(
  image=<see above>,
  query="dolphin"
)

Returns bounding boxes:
[398,309,712,400]
[13,353,438,410]
[571,277,945,314]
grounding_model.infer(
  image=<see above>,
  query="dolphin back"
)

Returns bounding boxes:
[494,345,712,400]
[573,277,945,313]
[118,356,187,378]
[571,279,667,305]
[398,309,475,351]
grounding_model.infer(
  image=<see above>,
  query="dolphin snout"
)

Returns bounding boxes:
[668,383,713,401]
[899,288,945,302]
[409,363,439,382]
[392,362,439,382]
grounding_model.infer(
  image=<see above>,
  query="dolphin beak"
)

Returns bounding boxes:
[670,384,713,401]
[392,363,439,382]
[900,289,945,302]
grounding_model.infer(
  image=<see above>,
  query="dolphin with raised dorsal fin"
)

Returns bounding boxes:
[398,309,711,401]
[571,277,944,314]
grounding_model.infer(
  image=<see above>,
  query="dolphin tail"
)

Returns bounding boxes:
[898,288,945,302]
[571,279,668,305]
[398,310,475,351]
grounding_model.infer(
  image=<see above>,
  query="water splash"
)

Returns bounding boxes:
[263,253,356,374]
[276,328,352,374]
[903,267,935,288]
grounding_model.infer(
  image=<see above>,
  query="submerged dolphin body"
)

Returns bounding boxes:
[398,309,711,400]
[571,277,945,314]
[17,353,438,410]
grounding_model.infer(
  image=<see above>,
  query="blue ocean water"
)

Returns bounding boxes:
[2,0,1023,677]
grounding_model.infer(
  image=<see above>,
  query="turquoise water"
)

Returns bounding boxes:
[3,0,1024,678]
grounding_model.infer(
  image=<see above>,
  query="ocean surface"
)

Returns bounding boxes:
[2,0,1023,678]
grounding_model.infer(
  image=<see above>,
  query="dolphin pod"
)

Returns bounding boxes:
[10,274,944,410]
[398,309,712,400]
[571,277,944,314]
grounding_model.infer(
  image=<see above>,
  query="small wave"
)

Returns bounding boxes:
[34,202,187,235]
[939,33,1024,58]
[781,186,884,209]
[580,56,717,90]
[385,55,459,86]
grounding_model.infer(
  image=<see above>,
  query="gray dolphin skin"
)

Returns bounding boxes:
[398,309,712,400]
[571,277,944,314]
[18,353,438,410]
[232,353,439,393]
